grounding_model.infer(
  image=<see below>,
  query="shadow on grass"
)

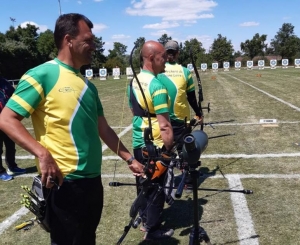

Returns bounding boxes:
[25,166,38,174]
[221,234,260,245]
[152,165,226,244]
[137,237,180,245]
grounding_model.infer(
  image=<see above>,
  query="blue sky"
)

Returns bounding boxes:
[1,0,299,55]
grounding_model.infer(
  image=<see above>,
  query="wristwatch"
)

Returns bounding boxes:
[126,156,135,165]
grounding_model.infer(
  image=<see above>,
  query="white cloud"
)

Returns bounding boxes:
[20,21,48,32]
[111,34,131,40]
[239,21,260,27]
[93,23,108,33]
[77,1,82,4]
[126,0,217,24]
[185,34,212,51]
[150,29,173,37]
[94,0,103,2]
[143,21,179,29]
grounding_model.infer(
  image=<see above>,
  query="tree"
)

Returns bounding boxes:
[180,38,205,67]
[210,34,234,66]
[131,37,145,70]
[270,23,300,59]
[91,36,106,69]
[157,34,172,45]
[106,42,128,73]
[107,42,127,59]
[240,33,267,60]
[0,24,41,78]
[37,29,57,62]
[0,40,33,79]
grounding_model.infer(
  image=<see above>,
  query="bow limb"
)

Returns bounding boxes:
[189,48,204,130]
[116,45,159,244]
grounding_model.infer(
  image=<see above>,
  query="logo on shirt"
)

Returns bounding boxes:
[58,87,76,93]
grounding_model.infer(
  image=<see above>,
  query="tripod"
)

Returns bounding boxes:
[176,160,212,245]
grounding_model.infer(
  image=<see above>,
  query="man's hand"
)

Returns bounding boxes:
[194,115,204,126]
[128,159,145,177]
[39,150,63,188]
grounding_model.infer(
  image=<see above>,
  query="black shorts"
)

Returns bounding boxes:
[49,176,103,245]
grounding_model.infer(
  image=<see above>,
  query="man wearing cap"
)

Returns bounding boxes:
[158,40,204,190]
[158,40,203,149]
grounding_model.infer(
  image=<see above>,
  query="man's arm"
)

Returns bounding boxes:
[98,116,144,175]
[156,112,174,151]
[0,107,63,187]
[187,91,202,117]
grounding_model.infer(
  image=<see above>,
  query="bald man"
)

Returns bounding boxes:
[128,41,174,241]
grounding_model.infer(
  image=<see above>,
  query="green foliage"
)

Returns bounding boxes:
[131,37,145,70]
[240,33,267,59]
[270,23,300,59]
[91,36,107,69]
[37,30,57,61]
[106,42,128,73]
[157,34,172,45]
[210,34,234,66]
[180,38,206,67]
[0,39,39,79]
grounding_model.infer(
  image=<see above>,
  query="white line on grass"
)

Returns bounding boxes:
[7,152,300,160]
[227,174,259,245]
[212,120,300,126]
[0,207,29,235]
[226,74,300,112]
[15,173,300,179]
[101,124,132,152]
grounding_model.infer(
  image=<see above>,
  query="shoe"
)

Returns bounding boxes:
[0,172,13,181]
[144,228,174,240]
[7,166,26,175]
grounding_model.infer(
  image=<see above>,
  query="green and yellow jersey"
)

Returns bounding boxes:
[6,58,103,180]
[158,62,195,123]
[128,69,169,149]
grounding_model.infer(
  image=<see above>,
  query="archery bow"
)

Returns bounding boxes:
[189,48,210,130]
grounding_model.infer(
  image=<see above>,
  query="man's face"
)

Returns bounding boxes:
[153,48,167,74]
[70,20,95,68]
[166,49,178,62]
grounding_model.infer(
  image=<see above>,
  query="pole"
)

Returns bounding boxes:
[58,0,62,15]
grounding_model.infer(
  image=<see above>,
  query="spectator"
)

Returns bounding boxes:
[0,77,26,181]
[0,13,144,244]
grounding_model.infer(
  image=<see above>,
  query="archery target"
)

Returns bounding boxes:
[235,61,241,68]
[99,68,107,76]
[85,69,93,77]
[223,62,229,68]
[126,67,133,76]
[212,63,218,70]
[270,60,277,66]
[258,60,264,66]
[247,61,253,68]
[187,64,193,71]
[295,59,300,65]
[201,63,207,70]
[282,59,288,66]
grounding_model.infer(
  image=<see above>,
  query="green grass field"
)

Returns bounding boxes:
[1,67,300,245]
